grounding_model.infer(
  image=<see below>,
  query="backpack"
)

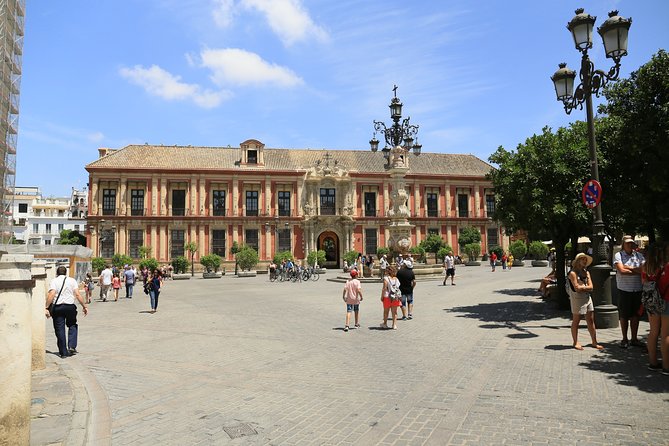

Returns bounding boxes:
[387,278,400,301]
[641,278,665,315]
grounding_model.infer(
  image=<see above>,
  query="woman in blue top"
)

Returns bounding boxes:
[148,270,163,313]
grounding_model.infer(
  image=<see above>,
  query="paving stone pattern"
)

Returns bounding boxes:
[33,265,668,445]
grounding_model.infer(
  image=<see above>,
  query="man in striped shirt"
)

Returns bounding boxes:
[613,235,645,348]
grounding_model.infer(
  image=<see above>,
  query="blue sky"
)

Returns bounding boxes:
[17,0,668,196]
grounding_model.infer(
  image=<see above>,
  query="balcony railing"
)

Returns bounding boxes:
[102,207,117,216]
[364,208,377,217]
[130,208,146,216]
[320,204,336,216]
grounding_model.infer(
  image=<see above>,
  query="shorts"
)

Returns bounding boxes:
[382,297,401,309]
[400,293,413,307]
[570,294,594,315]
[618,290,642,319]
[346,304,360,312]
[446,268,455,277]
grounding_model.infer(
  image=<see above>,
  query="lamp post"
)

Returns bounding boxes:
[551,9,631,329]
[369,86,422,255]
[98,219,116,259]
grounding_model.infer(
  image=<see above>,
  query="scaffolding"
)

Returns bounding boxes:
[0,0,24,243]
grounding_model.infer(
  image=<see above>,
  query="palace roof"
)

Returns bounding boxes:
[86,145,494,177]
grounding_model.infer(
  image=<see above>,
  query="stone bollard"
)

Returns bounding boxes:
[31,260,48,371]
[0,253,35,446]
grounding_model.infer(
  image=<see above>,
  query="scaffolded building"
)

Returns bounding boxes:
[0,0,24,243]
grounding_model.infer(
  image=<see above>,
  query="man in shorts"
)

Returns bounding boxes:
[614,235,645,348]
[397,260,416,320]
[443,251,456,286]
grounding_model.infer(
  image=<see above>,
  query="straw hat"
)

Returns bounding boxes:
[571,252,593,268]
[622,235,635,245]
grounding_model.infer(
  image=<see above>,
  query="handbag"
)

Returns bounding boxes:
[48,277,67,316]
[641,279,665,315]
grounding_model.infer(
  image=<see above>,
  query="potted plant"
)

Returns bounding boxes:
[171,256,191,279]
[528,241,549,267]
[509,240,527,266]
[236,246,259,277]
[200,254,222,278]
[464,242,481,266]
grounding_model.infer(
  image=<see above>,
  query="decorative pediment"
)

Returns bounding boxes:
[240,139,265,166]
[305,152,348,180]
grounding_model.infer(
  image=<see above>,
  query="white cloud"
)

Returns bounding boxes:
[119,64,231,108]
[212,0,236,28]
[200,48,303,87]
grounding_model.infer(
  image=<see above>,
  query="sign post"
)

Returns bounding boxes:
[582,179,602,209]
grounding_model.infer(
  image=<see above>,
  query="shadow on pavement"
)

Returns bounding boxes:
[495,287,540,297]
[446,300,566,324]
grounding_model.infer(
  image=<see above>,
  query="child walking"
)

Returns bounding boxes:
[83,272,94,304]
[112,272,121,302]
[342,269,363,332]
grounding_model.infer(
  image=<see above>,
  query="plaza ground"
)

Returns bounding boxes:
[31,263,668,445]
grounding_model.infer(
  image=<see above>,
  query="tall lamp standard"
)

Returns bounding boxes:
[551,9,631,329]
[369,86,422,255]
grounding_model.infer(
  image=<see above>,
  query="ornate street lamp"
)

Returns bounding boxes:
[551,9,631,329]
[369,86,422,254]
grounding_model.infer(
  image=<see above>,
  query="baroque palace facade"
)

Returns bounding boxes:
[85,139,507,268]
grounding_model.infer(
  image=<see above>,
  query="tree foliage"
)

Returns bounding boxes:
[92,257,106,274]
[306,250,326,267]
[598,50,669,240]
[139,258,159,272]
[111,254,133,269]
[58,229,86,246]
[528,241,549,259]
[419,233,445,263]
[508,240,527,260]
[273,250,294,265]
[138,245,152,259]
[200,254,222,272]
[236,246,259,271]
[171,256,189,274]
[457,226,481,247]
[343,250,359,265]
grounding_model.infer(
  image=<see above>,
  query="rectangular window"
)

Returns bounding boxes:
[74,225,80,231]
[102,189,116,215]
[58,224,64,232]
[245,229,259,252]
[278,228,291,252]
[131,189,145,216]
[365,228,378,255]
[18,203,27,213]
[172,190,186,216]
[212,190,226,216]
[487,228,499,249]
[247,150,258,164]
[278,191,291,217]
[364,192,376,217]
[44,239,51,245]
[101,232,115,258]
[458,194,469,218]
[33,223,38,233]
[246,191,259,216]
[212,230,226,257]
[45,224,52,234]
[427,192,438,217]
[486,195,495,216]
[428,228,439,236]
[128,230,143,258]
[170,230,185,258]
[320,188,336,215]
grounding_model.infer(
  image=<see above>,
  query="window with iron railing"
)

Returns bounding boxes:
[129,230,143,258]
[278,191,291,217]
[101,233,115,258]
[246,191,259,217]
[212,230,226,256]
[213,190,226,216]
[172,190,186,216]
[131,189,145,216]
[320,188,336,215]
[487,228,499,249]
[486,195,495,217]
[171,230,185,258]
[245,229,259,252]
[364,192,376,217]
[427,193,438,217]
[458,194,469,218]
[102,189,116,215]
[278,228,291,252]
[365,228,378,255]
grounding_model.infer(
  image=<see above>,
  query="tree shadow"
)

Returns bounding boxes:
[495,287,540,297]
[446,300,567,325]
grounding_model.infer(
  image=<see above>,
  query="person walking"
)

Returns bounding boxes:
[490,251,497,272]
[380,266,401,329]
[98,264,113,302]
[45,266,88,358]
[379,254,388,279]
[124,265,136,299]
[567,253,603,351]
[443,251,456,286]
[112,272,121,301]
[659,244,669,375]
[83,272,94,304]
[148,270,163,313]
[507,253,514,271]
[614,235,646,348]
[397,260,416,320]
[501,252,507,271]
[342,269,363,332]
[641,243,666,371]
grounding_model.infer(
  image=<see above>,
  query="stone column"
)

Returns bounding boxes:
[414,183,420,218]
[151,175,158,216]
[0,253,35,446]
[232,176,239,216]
[474,186,480,218]
[297,177,304,217]
[31,260,47,371]
[90,181,99,216]
[199,175,206,216]
[265,179,271,216]
[119,177,127,216]
[445,185,451,217]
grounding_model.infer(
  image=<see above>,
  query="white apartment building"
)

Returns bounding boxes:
[11,186,88,244]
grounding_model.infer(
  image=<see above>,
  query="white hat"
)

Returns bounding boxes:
[572,252,593,268]
[404,260,413,269]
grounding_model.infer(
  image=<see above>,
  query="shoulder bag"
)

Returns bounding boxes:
[48,277,67,317]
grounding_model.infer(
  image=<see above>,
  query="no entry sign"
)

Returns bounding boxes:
[582,179,602,209]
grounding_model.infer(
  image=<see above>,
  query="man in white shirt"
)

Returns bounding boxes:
[45,266,88,358]
[614,235,645,348]
[99,265,113,302]
[443,252,456,286]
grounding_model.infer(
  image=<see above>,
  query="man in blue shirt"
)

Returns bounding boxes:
[123,265,137,299]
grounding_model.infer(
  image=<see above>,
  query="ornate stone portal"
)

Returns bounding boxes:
[386,145,414,254]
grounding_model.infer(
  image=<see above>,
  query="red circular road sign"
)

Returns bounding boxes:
[582,179,602,209]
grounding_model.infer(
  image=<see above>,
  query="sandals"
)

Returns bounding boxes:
[630,339,645,348]
[619,339,629,349]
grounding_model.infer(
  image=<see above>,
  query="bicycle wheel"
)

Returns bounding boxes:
[269,272,277,282]
[290,272,298,282]
[301,270,309,281]
[279,272,285,282]
[311,270,319,281]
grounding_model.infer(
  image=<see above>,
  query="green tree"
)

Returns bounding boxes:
[184,242,198,276]
[171,256,189,274]
[458,226,481,248]
[598,50,669,240]
[528,241,549,260]
[92,257,106,274]
[230,241,241,275]
[508,240,527,260]
[306,250,326,268]
[139,258,159,272]
[273,250,294,265]
[343,250,359,266]
[419,233,445,263]
[463,243,481,262]
[489,245,503,260]
[111,254,133,269]
[488,124,592,309]
[200,254,222,273]
[236,246,259,271]
[409,245,426,263]
[437,245,454,263]
[58,229,87,246]
[138,245,152,259]
[376,247,390,260]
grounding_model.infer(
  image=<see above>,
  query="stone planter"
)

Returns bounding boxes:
[512,259,524,267]
[173,273,191,280]
[237,271,257,278]
[466,261,481,266]
[202,272,222,279]
[531,260,549,267]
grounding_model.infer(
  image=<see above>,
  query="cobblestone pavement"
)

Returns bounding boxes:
[32,264,669,445]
